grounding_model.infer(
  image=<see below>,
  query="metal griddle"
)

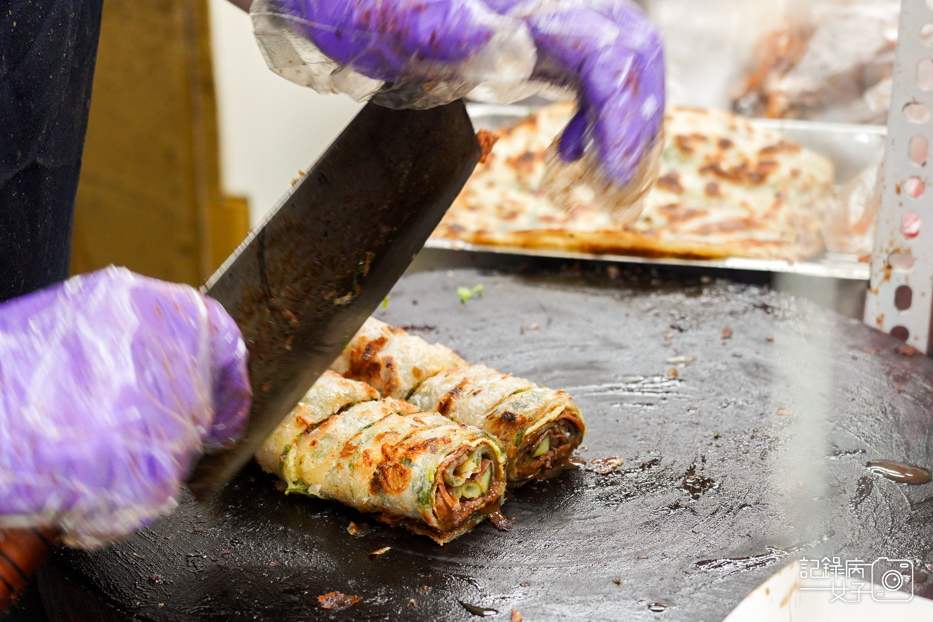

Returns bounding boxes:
[43,267,933,621]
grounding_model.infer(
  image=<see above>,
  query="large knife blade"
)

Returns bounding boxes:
[187,99,481,499]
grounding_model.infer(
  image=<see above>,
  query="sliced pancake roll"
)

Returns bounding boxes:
[409,365,585,487]
[256,371,507,544]
[330,319,465,398]
[333,319,586,487]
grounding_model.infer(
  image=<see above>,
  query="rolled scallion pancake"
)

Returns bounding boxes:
[256,372,507,544]
[333,320,586,486]
[329,319,465,398]
[409,365,585,486]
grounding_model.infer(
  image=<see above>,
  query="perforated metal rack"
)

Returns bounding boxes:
[865,0,933,353]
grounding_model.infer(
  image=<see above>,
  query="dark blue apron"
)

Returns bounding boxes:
[0,0,104,302]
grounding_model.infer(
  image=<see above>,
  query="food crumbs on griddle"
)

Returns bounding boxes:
[721,326,733,340]
[895,344,921,357]
[861,346,879,354]
[613,579,622,585]
[587,457,623,475]
[147,575,162,584]
[347,521,360,535]
[459,601,498,617]
[638,555,649,559]
[776,405,793,416]
[511,610,523,622]
[369,546,391,559]
[665,333,675,340]
[765,336,774,342]
[220,550,230,555]
[489,511,515,531]
[667,368,678,378]
[268,560,277,565]
[281,310,298,325]
[318,592,362,611]
[529,323,540,330]
[419,586,432,594]
[409,598,419,609]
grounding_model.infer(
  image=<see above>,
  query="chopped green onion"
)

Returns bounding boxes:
[457,284,484,304]
[531,433,551,458]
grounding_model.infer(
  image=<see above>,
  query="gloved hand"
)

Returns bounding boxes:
[252,0,665,217]
[0,267,251,548]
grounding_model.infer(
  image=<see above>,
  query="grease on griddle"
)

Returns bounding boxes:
[460,600,498,616]
[399,324,437,332]
[681,464,719,500]
[586,457,623,475]
[695,546,791,577]
[851,475,874,510]
[318,591,362,610]
[829,447,866,460]
[867,460,932,485]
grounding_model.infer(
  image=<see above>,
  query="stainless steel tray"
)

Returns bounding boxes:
[426,104,886,281]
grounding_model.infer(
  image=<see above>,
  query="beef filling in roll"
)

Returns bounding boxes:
[256,372,507,544]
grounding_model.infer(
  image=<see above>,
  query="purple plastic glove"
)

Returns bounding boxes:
[0,267,251,548]
[260,0,664,212]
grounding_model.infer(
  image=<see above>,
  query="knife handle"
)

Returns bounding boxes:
[0,528,58,612]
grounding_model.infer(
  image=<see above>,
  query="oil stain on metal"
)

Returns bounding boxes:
[866,460,932,485]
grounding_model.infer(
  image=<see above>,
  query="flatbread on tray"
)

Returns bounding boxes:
[434,104,836,261]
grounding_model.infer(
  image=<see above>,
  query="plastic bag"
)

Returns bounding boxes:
[824,154,882,256]
[731,0,900,124]
[251,0,538,109]
[250,0,666,222]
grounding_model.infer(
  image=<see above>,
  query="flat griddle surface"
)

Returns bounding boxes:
[50,268,933,621]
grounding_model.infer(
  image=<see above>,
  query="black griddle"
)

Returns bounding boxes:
[44,267,933,621]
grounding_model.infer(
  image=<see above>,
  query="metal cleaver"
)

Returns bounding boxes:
[187,99,481,499]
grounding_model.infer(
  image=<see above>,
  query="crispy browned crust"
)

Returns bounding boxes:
[434,104,832,263]
[433,225,824,262]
